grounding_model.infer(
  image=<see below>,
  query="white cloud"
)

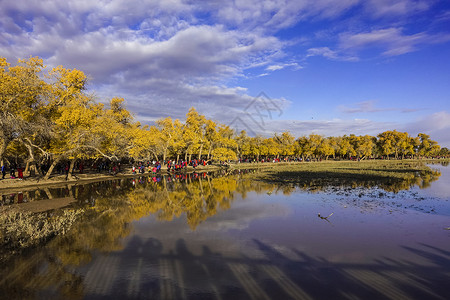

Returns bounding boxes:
[266,65,285,71]
[365,0,432,17]
[308,26,450,61]
[1,0,449,135]
[306,47,358,61]
[210,0,360,31]
[339,27,450,56]
[402,111,450,147]
[265,62,302,72]
[0,0,295,124]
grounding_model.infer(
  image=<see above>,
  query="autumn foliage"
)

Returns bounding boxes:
[0,57,447,179]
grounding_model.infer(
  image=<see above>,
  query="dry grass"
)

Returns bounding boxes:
[0,207,84,262]
[237,159,444,192]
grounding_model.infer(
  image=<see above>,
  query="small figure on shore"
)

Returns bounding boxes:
[17,167,24,180]
[1,164,6,179]
[10,166,16,179]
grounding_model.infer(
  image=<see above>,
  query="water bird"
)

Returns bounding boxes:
[318,212,333,220]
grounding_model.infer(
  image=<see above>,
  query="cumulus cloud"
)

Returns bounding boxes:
[402,111,450,147]
[0,0,291,123]
[1,0,449,135]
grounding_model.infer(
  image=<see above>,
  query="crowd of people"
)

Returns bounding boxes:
[1,164,24,180]
[131,159,211,175]
[0,157,323,182]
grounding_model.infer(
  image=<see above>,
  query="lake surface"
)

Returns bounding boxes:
[1,165,449,299]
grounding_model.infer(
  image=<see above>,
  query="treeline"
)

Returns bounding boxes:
[0,57,448,179]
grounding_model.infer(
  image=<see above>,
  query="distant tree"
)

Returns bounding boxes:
[296,136,313,160]
[235,130,252,160]
[417,133,440,157]
[317,137,335,160]
[338,135,356,159]
[274,132,295,158]
[439,147,449,157]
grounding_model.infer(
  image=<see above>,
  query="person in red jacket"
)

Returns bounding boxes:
[18,166,24,180]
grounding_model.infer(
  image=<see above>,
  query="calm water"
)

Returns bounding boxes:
[1,166,449,299]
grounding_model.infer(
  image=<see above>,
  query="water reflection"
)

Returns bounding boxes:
[261,167,441,193]
[0,166,441,208]
[0,168,444,262]
[0,167,448,299]
[1,236,448,299]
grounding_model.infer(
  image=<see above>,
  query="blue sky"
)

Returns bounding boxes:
[1,0,449,146]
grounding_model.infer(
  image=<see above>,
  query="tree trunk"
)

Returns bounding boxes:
[43,187,53,200]
[207,144,213,160]
[198,143,203,160]
[66,159,76,180]
[198,176,205,200]
[152,152,159,162]
[206,175,213,194]
[67,184,75,198]
[0,136,10,167]
[44,157,62,180]
[22,141,40,177]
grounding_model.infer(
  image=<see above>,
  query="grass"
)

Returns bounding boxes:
[234,159,445,192]
[0,207,85,263]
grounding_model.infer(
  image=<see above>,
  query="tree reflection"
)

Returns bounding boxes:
[259,168,441,194]
[0,167,444,298]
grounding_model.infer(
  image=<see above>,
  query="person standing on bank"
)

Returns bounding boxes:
[18,166,24,180]
[10,165,15,179]
[1,163,6,179]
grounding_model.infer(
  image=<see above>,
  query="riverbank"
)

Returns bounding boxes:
[0,159,447,191]
[0,164,225,191]
[246,159,447,191]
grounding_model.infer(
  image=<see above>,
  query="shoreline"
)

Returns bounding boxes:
[0,158,447,265]
[0,158,447,191]
[0,164,230,192]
